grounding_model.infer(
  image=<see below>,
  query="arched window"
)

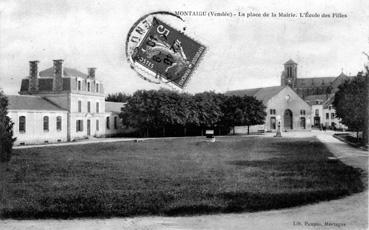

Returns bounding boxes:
[19,116,26,132]
[43,116,49,131]
[56,116,62,131]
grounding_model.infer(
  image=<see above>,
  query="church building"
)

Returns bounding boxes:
[281,59,351,129]
[226,59,352,133]
[8,60,125,145]
[226,85,312,133]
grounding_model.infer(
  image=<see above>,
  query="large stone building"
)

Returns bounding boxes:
[281,59,352,129]
[226,85,312,132]
[8,60,125,145]
[226,59,352,133]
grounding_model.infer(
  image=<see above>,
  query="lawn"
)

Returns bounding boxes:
[0,136,364,219]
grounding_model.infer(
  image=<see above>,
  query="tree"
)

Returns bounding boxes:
[333,73,368,144]
[221,95,266,135]
[193,92,224,135]
[106,92,131,102]
[0,90,15,162]
[243,96,267,134]
[120,90,156,137]
[221,95,245,134]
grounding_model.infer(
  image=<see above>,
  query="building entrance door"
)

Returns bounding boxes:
[87,119,91,136]
[284,109,293,130]
[270,117,276,130]
[300,117,306,129]
[314,117,320,127]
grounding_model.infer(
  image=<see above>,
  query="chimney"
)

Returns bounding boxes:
[87,68,96,79]
[29,60,39,92]
[53,59,64,91]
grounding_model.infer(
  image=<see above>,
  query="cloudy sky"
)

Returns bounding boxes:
[0,0,368,95]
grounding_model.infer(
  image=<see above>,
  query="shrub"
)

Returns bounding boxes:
[0,90,15,162]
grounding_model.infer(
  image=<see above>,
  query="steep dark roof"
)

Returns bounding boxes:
[226,86,285,104]
[304,94,332,105]
[105,101,126,113]
[323,95,336,108]
[284,59,297,65]
[7,95,66,111]
[330,73,353,89]
[39,67,88,78]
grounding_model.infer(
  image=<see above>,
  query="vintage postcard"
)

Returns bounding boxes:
[0,0,368,229]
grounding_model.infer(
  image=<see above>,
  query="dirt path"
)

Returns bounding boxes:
[1,131,368,230]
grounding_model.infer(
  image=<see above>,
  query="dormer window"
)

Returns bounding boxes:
[96,83,99,92]
[78,80,81,91]
[87,82,90,92]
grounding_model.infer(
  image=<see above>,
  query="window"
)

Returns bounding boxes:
[96,120,99,131]
[87,82,90,92]
[326,113,329,119]
[328,105,332,110]
[331,113,335,119]
[76,120,83,132]
[43,116,49,131]
[96,102,99,113]
[78,100,82,112]
[114,116,118,129]
[96,83,99,92]
[78,80,81,90]
[315,109,319,116]
[19,116,26,132]
[269,109,276,115]
[87,101,91,113]
[287,66,292,78]
[300,110,306,115]
[56,116,62,131]
[106,117,110,129]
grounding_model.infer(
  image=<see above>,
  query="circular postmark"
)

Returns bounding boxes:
[125,11,206,90]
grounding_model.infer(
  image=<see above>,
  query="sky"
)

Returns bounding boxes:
[0,0,368,95]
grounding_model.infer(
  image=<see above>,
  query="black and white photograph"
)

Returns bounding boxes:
[0,0,368,229]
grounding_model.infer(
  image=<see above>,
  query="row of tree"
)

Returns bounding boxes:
[108,90,266,137]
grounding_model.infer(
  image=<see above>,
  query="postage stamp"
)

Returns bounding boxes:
[126,13,206,89]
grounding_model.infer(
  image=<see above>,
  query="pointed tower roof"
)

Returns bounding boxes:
[284,59,297,65]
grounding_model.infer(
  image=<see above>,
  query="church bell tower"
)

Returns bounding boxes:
[281,59,297,88]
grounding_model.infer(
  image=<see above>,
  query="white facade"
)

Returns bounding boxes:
[228,86,312,134]
[312,104,346,129]
[9,109,68,145]
[8,60,126,145]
